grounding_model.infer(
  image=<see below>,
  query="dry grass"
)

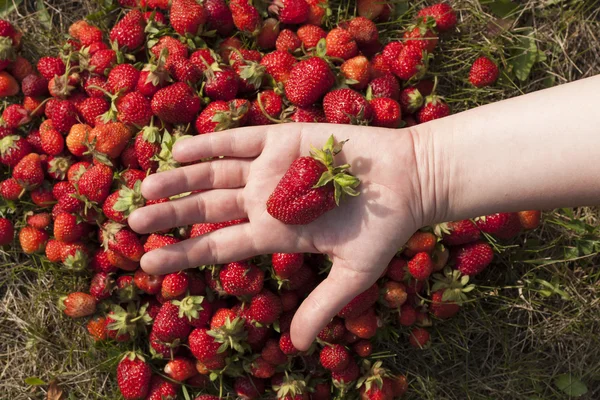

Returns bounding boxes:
[1,0,599,398]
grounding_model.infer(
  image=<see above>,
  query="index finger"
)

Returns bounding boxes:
[173,127,268,163]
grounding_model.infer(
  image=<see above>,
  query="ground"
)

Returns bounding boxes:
[0,0,599,399]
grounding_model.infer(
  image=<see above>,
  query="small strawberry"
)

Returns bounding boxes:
[267,135,360,224]
[26,212,51,230]
[276,29,302,53]
[205,0,235,36]
[169,57,202,85]
[353,340,372,357]
[262,338,288,365]
[13,153,44,189]
[170,0,208,36]
[260,50,297,84]
[257,17,281,50]
[435,219,481,246]
[151,82,201,124]
[133,269,164,295]
[269,0,309,24]
[417,3,457,32]
[331,360,360,385]
[134,124,160,172]
[161,272,189,300]
[219,261,264,297]
[60,292,96,318]
[195,99,249,134]
[116,352,152,400]
[0,70,18,97]
[204,65,240,101]
[347,16,379,50]
[49,100,79,134]
[8,56,33,82]
[417,94,450,123]
[337,283,379,318]
[69,20,103,46]
[429,289,460,319]
[369,97,402,128]
[286,56,336,107]
[340,55,371,90]
[452,241,494,276]
[317,317,346,343]
[394,45,427,81]
[165,357,198,381]
[247,289,283,325]
[114,91,153,127]
[31,184,56,208]
[319,344,351,372]
[90,271,114,300]
[370,53,392,78]
[399,86,424,114]
[326,27,358,60]
[145,376,179,400]
[357,0,393,21]
[344,308,378,339]
[249,356,275,379]
[398,303,417,326]
[469,56,499,88]
[247,90,282,126]
[109,9,146,51]
[518,210,542,230]
[188,327,227,364]
[40,125,65,156]
[305,0,327,25]
[409,327,430,348]
[21,74,48,97]
[87,316,107,341]
[323,88,372,124]
[0,135,32,167]
[408,252,433,280]
[297,24,327,49]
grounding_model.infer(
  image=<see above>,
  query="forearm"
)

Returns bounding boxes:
[414,74,600,225]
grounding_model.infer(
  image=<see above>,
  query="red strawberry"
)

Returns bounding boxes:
[279,331,299,355]
[79,97,110,127]
[204,65,239,101]
[2,104,30,128]
[347,16,379,50]
[382,281,407,308]
[0,135,32,167]
[408,252,433,280]
[267,135,360,224]
[54,212,85,243]
[144,233,179,252]
[249,356,275,378]
[101,222,145,261]
[13,153,44,189]
[60,292,96,318]
[84,75,108,98]
[276,29,302,53]
[452,241,494,276]
[286,57,336,107]
[205,0,235,36]
[37,57,66,81]
[0,70,18,97]
[475,212,521,239]
[257,17,281,50]
[305,0,327,25]
[107,63,140,94]
[88,122,133,160]
[417,3,457,32]
[469,56,499,88]
[269,0,309,24]
[405,230,437,256]
[39,126,64,156]
[247,289,283,325]
[247,90,283,126]
[50,100,78,134]
[317,317,346,343]
[369,97,401,128]
[145,376,179,400]
[320,344,351,372]
[21,74,48,96]
[429,289,460,319]
[337,283,379,318]
[169,57,202,85]
[114,91,153,127]
[26,212,51,230]
[90,272,114,300]
[170,0,207,36]
[0,217,13,245]
[87,316,107,341]
[134,125,160,172]
[357,0,393,21]
[326,27,358,60]
[353,340,372,357]
[174,295,212,327]
[109,9,146,51]
[1,177,23,200]
[188,327,226,363]
[161,272,189,300]
[395,45,427,81]
[518,210,542,230]
[398,303,417,326]
[436,219,481,246]
[151,82,201,124]
[69,20,103,46]
[153,301,193,343]
[235,376,265,399]
[340,55,371,90]
[133,269,164,295]
[78,163,113,204]
[229,0,261,35]
[189,219,248,237]
[331,359,360,385]
[417,94,449,122]
[31,184,56,207]
[290,105,326,123]
[165,357,197,381]
[323,88,372,124]
[297,24,327,49]
[262,338,288,365]
[403,23,438,53]
[260,50,297,83]
[219,261,264,296]
[272,253,304,279]
[409,327,430,348]
[116,352,152,400]
[344,308,379,339]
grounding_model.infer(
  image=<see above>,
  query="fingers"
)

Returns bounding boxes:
[173,127,267,163]
[290,263,378,351]
[129,189,245,234]
[141,159,252,200]
[140,223,260,274]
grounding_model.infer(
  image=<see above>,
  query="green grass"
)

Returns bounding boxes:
[1,0,600,399]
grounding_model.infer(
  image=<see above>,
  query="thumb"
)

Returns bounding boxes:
[289,260,381,351]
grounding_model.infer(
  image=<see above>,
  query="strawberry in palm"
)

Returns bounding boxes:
[267,135,360,225]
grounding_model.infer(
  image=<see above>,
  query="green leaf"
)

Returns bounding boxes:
[24,377,46,386]
[36,0,53,30]
[0,0,23,18]
[182,385,191,400]
[484,0,520,17]
[510,32,542,82]
[554,374,588,397]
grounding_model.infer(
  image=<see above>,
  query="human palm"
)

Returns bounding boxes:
[129,123,425,350]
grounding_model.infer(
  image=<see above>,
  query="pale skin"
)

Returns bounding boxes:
[129,74,600,351]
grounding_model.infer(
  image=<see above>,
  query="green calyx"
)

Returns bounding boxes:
[0,37,16,62]
[63,249,89,272]
[0,135,21,155]
[431,267,475,304]
[207,316,249,355]
[173,296,206,322]
[310,135,361,206]
[113,180,145,217]
[274,373,308,399]
[357,360,390,392]
[108,303,152,339]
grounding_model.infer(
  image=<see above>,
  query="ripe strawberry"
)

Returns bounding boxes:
[13,153,44,189]
[369,97,402,128]
[417,94,450,123]
[409,327,430,348]
[317,317,346,343]
[249,356,275,378]
[338,283,379,318]
[398,86,424,114]
[286,56,336,107]
[1,177,22,200]
[49,100,78,133]
[518,210,542,230]
[475,212,521,239]
[189,48,215,73]
[25,212,50,230]
[418,3,457,32]
[195,100,241,134]
[247,90,283,126]
[0,70,18,97]
[270,0,309,24]
[170,0,208,36]
[144,233,179,252]
[247,289,283,325]
[165,357,198,381]
[87,316,107,341]
[21,74,48,97]
[452,241,494,276]
[101,222,145,261]
[229,0,261,35]
[408,252,433,280]
[88,122,133,159]
[188,327,226,363]
[116,91,153,127]
[39,125,64,156]
[84,75,108,98]
[341,55,371,90]
[205,0,235,36]
[430,289,460,319]
[116,352,152,400]
[31,184,56,207]
[279,331,299,355]
[161,272,189,300]
[353,340,372,357]
[272,253,303,279]
[204,66,239,101]
[78,163,113,204]
[382,281,408,308]
[60,292,96,318]
[0,217,13,245]
[394,45,426,81]
[297,24,327,49]
[260,50,297,83]
[262,338,288,365]
[219,261,264,296]
[153,301,193,343]
[78,97,110,127]
[109,9,146,51]
[290,105,326,122]
[436,219,481,246]
[64,124,90,157]
[89,271,114,300]
[120,169,146,189]
[107,63,140,94]
[145,376,179,400]
[323,88,372,124]
[8,56,33,82]
[357,0,393,21]
[326,28,358,60]
[398,303,417,326]
[0,135,32,167]
[276,29,302,53]
[403,24,438,53]
[305,0,327,25]
[320,344,351,372]
[405,230,437,256]
[2,104,30,128]
[210,308,237,329]
[235,376,265,399]
[344,308,378,339]
[169,57,202,85]
[257,17,281,50]
[331,359,360,385]
[347,16,379,50]
[54,213,85,243]
[37,56,65,81]
[151,82,201,124]
[69,20,103,46]
[133,269,164,295]
[469,56,499,88]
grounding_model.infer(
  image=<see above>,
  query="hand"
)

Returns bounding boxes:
[129,123,431,350]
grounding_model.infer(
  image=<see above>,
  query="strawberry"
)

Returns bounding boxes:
[269,0,309,24]
[247,90,282,126]
[452,241,494,276]
[120,169,146,188]
[417,94,450,123]
[297,24,327,49]
[257,17,281,50]
[285,57,334,107]
[79,97,110,127]
[21,74,48,97]
[290,105,326,122]
[169,57,202,85]
[189,48,216,73]
[115,91,153,127]
[134,125,160,172]
[305,0,327,25]
[326,27,358,60]
[109,9,146,51]
[144,233,179,252]
[405,230,437,256]
[150,37,189,66]
[205,0,235,36]
[435,219,481,246]
[145,376,179,400]
[344,308,378,339]
[13,153,44,189]
[78,163,113,204]
[153,301,193,343]
[320,344,351,372]
[151,82,201,124]
[26,212,51,230]
[262,338,288,365]
[137,61,170,98]
[249,356,275,378]
[0,70,18,97]
[229,0,261,35]
[188,327,226,363]
[161,272,189,300]
[260,50,297,83]
[49,100,78,134]
[219,261,264,296]
[204,66,239,101]
[272,253,304,279]
[31,184,56,207]
[195,99,249,133]
[170,0,208,36]
[267,135,360,224]
[40,125,64,156]
[1,177,22,200]
[116,352,152,400]
[323,88,373,124]
[65,124,91,157]
[317,317,346,343]
[0,217,13,245]
[88,122,133,159]
[84,75,108,97]
[347,16,379,50]
[133,269,164,295]
[331,359,360,385]
[429,289,460,319]
[369,97,401,128]
[409,327,430,348]
[353,340,372,357]
[475,212,521,239]
[235,376,265,399]
[69,20,103,46]
[357,0,392,21]
[338,283,379,318]
[518,210,542,230]
[417,3,457,32]
[8,56,33,82]
[60,292,96,318]
[279,331,299,355]
[0,135,32,167]
[54,213,86,243]
[107,63,140,94]
[174,295,212,327]
[276,29,302,53]
[165,357,198,381]
[90,271,114,300]
[398,303,416,326]
[394,45,427,81]
[87,316,108,341]
[469,56,499,88]
[247,289,283,325]
[2,104,30,128]
[403,23,438,53]
[37,56,65,81]
[101,222,145,261]
[382,281,407,308]
[408,252,433,280]
[341,55,371,90]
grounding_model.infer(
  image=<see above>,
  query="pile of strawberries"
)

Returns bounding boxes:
[0,0,528,398]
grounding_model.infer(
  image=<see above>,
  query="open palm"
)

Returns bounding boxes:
[129,123,426,350]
